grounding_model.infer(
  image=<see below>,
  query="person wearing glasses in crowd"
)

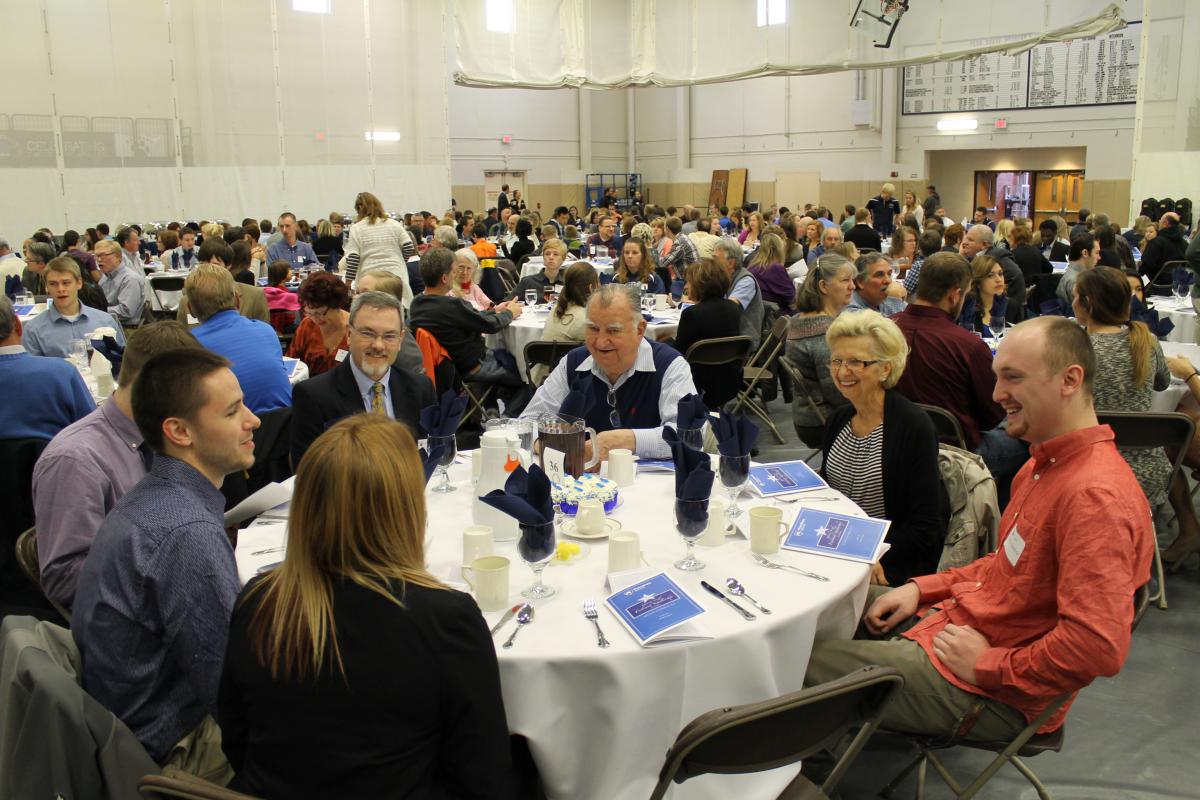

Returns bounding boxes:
[820,310,947,587]
[286,272,351,377]
[22,256,125,358]
[520,284,698,464]
[94,239,147,329]
[290,291,433,466]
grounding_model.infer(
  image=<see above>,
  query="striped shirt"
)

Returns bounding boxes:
[825,421,886,518]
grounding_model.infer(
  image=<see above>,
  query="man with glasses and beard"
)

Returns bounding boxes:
[520,284,697,464]
[290,291,433,465]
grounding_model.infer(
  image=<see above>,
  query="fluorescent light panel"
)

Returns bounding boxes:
[292,0,330,14]
[365,131,401,142]
[936,118,979,132]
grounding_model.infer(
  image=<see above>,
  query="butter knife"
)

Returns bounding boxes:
[700,580,756,621]
[490,604,523,635]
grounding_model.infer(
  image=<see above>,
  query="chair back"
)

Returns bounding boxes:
[0,438,50,605]
[523,340,578,386]
[651,665,904,800]
[1025,272,1063,315]
[414,328,458,394]
[1097,411,1194,482]
[778,354,827,428]
[683,336,752,368]
[745,316,789,372]
[1148,258,1191,295]
[14,528,73,624]
[916,403,969,450]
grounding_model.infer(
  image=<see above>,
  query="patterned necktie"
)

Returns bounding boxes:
[371,382,385,414]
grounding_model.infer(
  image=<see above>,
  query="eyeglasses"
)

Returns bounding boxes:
[351,326,402,346]
[304,305,329,318]
[829,358,881,372]
[606,388,621,428]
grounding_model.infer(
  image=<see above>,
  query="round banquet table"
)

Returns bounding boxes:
[520,256,615,279]
[487,305,682,381]
[1154,296,1198,344]
[235,459,870,800]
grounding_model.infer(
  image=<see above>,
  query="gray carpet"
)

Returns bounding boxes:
[750,394,1200,800]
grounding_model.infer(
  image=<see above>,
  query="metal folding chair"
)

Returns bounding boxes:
[1097,410,1195,609]
[881,584,1150,800]
[522,339,579,387]
[14,527,72,624]
[148,274,186,320]
[651,666,904,800]
[682,335,753,408]
[915,403,969,451]
[777,354,827,449]
[414,327,495,430]
[730,316,790,444]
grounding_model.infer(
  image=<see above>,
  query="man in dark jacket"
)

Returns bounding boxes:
[921,186,941,222]
[844,208,883,253]
[1140,212,1188,280]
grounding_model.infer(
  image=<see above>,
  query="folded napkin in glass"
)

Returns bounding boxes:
[664,426,714,502]
[480,463,555,526]
[712,408,759,458]
[420,390,468,437]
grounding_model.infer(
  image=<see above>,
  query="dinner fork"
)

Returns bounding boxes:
[751,552,829,582]
[582,599,611,648]
[774,495,840,504]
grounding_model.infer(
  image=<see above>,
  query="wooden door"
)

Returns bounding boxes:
[1032,171,1084,228]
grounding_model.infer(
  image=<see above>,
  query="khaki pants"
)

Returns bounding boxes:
[163,716,235,787]
[804,587,1027,742]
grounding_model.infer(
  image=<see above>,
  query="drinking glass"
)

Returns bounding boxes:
[719,454,751,519]
[678,426,705,451]
[525,288,538,307]
[991,316,1006,342]
[427,434,458,493]
[518,521,557,599]
[69,339,90,369]
[673,498,708,571]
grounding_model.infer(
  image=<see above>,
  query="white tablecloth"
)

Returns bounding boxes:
[1153,342,1200,412]
[1155,297,1197,344]
[282,357,309,385]
[236,461,870,800]
[520,257,614,279]
[488,307,682,381]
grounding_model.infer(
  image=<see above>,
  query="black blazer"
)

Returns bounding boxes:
[1011,243,1051,281]
[820,390,949,586]
[290,358,434,465]
[1045,240,1069,263]
[673,297,744,406]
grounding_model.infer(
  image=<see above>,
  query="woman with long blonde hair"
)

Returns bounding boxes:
[218,415,512,798]
[738,211,764,248]
[342,190,417,299]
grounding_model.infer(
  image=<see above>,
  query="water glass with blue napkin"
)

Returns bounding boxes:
[676,393,709,450]
[712,409,758,518]
[421,390,468,437]
[664,426,715,570]
[481,464,558,599]
[90,335,125,382]
[419,442,447,485]
[4,275,21,301]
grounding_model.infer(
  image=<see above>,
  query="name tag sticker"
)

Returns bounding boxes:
[334,349,348,362]
[1004,525,1026,567]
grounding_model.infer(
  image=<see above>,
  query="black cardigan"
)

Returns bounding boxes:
[820,389,949,586]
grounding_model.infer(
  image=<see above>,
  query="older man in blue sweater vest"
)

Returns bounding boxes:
[521,284,697,462]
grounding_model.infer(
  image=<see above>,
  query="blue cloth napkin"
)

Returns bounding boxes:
[712,409,759,458]
[90,335,124,381]
[480,464,555,526]
[3,275,20,301]
[420,390,468,437]
[676,394,709,433]
[1132,296,1176,339]
[664,426,714,501]
[559,388,594,420]
[419,443,447,484]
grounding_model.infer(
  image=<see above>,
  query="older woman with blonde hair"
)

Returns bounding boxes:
[820,310,947,586]
[450,248,494,311]
[218,414,512,798]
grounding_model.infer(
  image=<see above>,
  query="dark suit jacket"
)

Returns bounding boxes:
[1044,241,1069,263]
[290,358,435,466]
[844,224,883,253]
[1011,243,1051,280]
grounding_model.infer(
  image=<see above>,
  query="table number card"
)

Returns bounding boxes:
[782,508,890,565]
[542,446,566,486]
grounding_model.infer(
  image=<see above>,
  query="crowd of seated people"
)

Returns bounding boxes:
[0,187,1187,795]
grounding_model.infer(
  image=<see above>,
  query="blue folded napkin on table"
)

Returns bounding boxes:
[559,388,594,419]
[420,390,468,437]
[418,443,447,484]
[89,335,125,381]
[664,426,714,502]
[479,464,555,526]
[676,394,709,434]
[1132,296,1176,339]
[4,275,20,301]
[712,409,759,458]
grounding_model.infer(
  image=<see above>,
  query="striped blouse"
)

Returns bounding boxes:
[824,422,887,519]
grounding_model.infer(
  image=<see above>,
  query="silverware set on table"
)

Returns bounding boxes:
[751,552,829,582]
[491,599,612,649]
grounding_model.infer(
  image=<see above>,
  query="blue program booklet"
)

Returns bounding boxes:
[782,508,890,564]
[605,571,708,646]
[748,460,828,497]
[13,305,34,316]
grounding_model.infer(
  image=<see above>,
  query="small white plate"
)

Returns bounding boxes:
[560,517,623,540]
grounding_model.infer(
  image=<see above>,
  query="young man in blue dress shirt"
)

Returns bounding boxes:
[73,348,259,785]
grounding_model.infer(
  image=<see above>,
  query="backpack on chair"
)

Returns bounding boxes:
[936,444,1000,572]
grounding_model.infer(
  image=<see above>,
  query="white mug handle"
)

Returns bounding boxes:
[777,521,788,542]
[461,564,476,589]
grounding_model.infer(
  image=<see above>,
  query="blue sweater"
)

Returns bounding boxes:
[564,340,680,433]
[0,347,96,440]
[193,310,292,414]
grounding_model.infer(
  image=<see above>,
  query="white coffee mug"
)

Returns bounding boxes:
[462,555,510,612]
[655,293,669,310]
[462,525,493,566]
[608,448,635,487]
[576,499,607,535]
[749,506,788,555]
[608,531,642,573]
[699,498,728,547]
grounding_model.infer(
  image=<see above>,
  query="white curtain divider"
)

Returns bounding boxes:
[454,0,1127,89]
